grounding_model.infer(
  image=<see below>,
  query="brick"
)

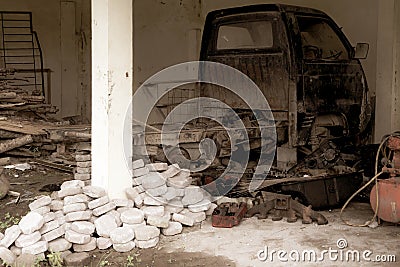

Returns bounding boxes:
[112,198,134,208]
[19,212,44,235]
[182,186,204,206]
[73,237,96,252]
[60,180,85,190]
[64,194,91,205]
[181,210,206,223]
[120,209,144,224]
[74,173,91,181]
[32,206,51,216]
[0,247,16,265]
[163,187,177,201]
[147,214,170,228]
[165,199,184,214]
[188,198,211,213]
[21,241,48,255]
[122,222,146,231]
[64,252,90,267]
[29,196,51,211]
[48,238,72,252]
[0,225,21,248]
[15,231,41,248]
[39,220,60,234]
[94,214,118,238]
[65,230,91,245]
[65,211,92,222]
[134,225,160,241]
[43,212,56,223]
[50,199,64,214]
[172,213,194,226]
[76,167,91,174]
[167,174,192,188]
[63,203,87,214]
[10,246,21,257]
[146,163,168,172]
[83,186,106,198]
[143,196,166,206]
[77,161,91,168]
[146,184,168,197]
[113,241,135,252]
[58,187,83,199]
[70,221,95,235]
[96,237,112,250]
[75,154,91,161]
[110,227,135,244]
[136,237,159,249]
[141,173,166,189]
[161,222,182,236]
[41,226,65,242]
[132,166,149,177]
[125,187,140,201]
[92,202,116,216]
[161,164,181,179]
[88,196,109,210]
[106,210,122,227]
[132,159,145,170]
[141,206,164,219]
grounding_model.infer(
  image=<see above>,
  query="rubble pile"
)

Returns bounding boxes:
[0,160,217,265]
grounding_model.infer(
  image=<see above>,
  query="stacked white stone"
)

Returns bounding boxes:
[0,161,218,265]
[74,153,91,183]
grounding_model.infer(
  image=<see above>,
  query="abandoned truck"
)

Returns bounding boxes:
[134,4,375,209]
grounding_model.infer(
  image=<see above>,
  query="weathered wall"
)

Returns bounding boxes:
[0,0,91,121]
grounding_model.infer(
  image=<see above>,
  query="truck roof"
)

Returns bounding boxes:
[206,4,328,19]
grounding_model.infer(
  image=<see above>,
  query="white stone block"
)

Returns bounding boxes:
[15,231,41,248]
[106,210,122,227]
[70,221,95,235]
[146,163,168,172]
[77,161,91,168]
[65,211,92,222]
[163,187,177,201]
[73,237,96,252]
[113,241,135,252]
[161,164,181,179]
[21,241,48,255]
[161,222,182,236]
[141,173,166,189]
[122,222,146,231]
[83,186,106,198]
[58,187,83,199]
[41,226,65,242]
[132,166,149,177]
[172,213,194,226]
[111,198,134,208]
[94,214,118,238]
[141,206,164,219]
[147,214,170,228]
[143,196,166,206]
[136,237,159,249]
[146,184,167,197]
[88,196,109,210]
[96,237,112,250]
[120,209,144,224]
[181,210,206,223]
[74,173,91,181]
[65,230,91,245]
[32,206,51,216]
[60,180,85,190]
[63,203,87,214]
[75,154,91,162]
[29,196,51,211]
[43,212,56,223]
[48,238,72,252]
[134,225,160,241]
[39,220,60,235]
[0,225,21,248]
[188,198,211,213]
[92,202,116,217]
[64,194,91,205]
[132,159,145,170]
[110,227,135,244]
[182,186,204,206]
[19,212,44,235]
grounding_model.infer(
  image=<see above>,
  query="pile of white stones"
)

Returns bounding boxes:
[0,160,217,265]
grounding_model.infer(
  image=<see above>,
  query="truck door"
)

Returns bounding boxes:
[293,14,369,139]
[200,11,292,145]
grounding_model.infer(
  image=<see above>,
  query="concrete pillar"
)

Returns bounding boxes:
[375,0,400,142]
[91,0,133,198]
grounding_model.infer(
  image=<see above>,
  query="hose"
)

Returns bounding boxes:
[340,133,396,227]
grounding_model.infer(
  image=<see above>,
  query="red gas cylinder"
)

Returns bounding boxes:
[370,178,400,223]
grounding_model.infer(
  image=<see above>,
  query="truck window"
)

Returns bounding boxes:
[217,21,273,50]
[297,16,349,60]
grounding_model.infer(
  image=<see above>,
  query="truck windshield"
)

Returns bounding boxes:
[297,16,349,61]
[217,20,274,50]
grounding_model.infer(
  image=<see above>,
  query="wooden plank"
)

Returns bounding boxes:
[0,121,47,135]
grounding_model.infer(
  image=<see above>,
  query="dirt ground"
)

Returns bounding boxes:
[1,162,399,267]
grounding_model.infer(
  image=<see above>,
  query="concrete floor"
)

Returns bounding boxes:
[159,202,400,267]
